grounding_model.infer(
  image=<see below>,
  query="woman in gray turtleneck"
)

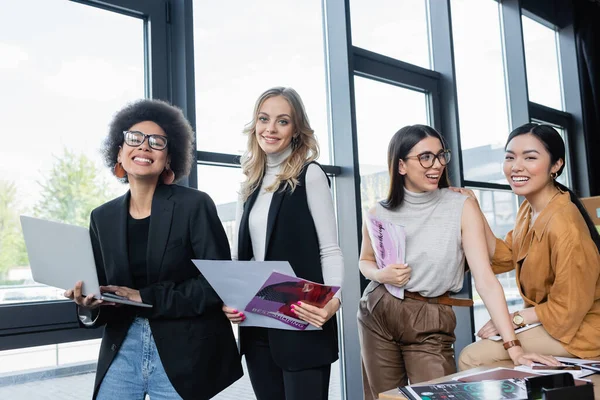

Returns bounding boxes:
[223,87,344,400]
[358,124,558,400]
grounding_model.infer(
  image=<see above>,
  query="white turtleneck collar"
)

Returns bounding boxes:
[403,187,442,205]
[266,145,293,171]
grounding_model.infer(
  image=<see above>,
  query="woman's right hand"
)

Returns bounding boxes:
[63,281,115,310]
[222,305,246,324]
[449,187,478,204]
[507,346,561,367]
[374,263,411,287]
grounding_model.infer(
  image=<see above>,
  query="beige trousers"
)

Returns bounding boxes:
[458,325,572,371]
[358,285,458,400]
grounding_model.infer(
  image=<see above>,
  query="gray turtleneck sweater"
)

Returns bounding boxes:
[232,146,344,296]
[373,188,467,297]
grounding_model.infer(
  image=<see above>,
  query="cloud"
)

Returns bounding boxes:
[43,57,143,101]
[0,42,29,69]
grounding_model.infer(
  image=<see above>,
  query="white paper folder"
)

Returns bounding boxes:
[193,260,320,331]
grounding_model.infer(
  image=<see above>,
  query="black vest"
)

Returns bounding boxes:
[238,162,339,370]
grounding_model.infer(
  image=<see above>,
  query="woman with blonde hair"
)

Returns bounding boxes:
[223,87,344,400]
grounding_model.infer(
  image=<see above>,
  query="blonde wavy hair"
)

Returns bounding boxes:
[240,87,320,201]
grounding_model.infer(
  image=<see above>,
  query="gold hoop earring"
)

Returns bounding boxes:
[114,162,126,179]
[161,167,175,185]
[550,172,557,180]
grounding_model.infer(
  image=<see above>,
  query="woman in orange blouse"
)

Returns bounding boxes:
[457,123,600,369]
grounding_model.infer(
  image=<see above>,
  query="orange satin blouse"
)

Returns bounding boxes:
[492,191,600,358]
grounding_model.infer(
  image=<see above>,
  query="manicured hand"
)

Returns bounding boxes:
[64,281,115,309]
[449,187,478,204]
[101,285,142,303]
[507,346,561,367]
[291,298,340,328]
[375,263,411,287]
[222,305,245,324]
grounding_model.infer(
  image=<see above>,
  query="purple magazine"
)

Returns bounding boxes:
[244,271,340,330]
[366,213,406,298]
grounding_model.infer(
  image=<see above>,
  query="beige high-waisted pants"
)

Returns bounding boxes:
[458,324,572,371]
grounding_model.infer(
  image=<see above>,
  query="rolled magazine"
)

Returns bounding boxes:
[366,213,407,299]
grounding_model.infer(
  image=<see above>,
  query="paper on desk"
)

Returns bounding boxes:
[487,323,542,341]
[515,364,595,380]
[193,260,320,331]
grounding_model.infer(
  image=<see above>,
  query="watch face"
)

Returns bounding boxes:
[513,314,524,325]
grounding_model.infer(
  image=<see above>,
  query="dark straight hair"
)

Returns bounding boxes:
[381,124,450,210]
[506,123,600,251]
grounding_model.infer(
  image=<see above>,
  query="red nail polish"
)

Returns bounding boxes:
[232,309,238,313]
[297,302,302,306]
[291,308,297,313]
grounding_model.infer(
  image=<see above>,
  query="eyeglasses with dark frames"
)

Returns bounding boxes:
[404,149,451,168]
[122,130,168,151]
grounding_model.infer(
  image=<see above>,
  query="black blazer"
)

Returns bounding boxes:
[81,184,242,400]
[238,163,339,371]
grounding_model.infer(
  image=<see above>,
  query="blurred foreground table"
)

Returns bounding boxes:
[379,360,600,400]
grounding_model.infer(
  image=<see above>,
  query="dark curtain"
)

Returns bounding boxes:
[574,0,600,195]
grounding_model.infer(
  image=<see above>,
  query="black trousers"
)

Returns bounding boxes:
[244,327,331,400]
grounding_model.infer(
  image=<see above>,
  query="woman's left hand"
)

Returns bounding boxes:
[477,318,501,339]
[101,285,142,303]
[291,298,341,328]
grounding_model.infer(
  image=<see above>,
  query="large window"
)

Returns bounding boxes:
[349,0,431,69]
[197,165,243,248]
[354,77,430,216]
[451,0,510,183]
[522,15,563,110]
[193,0,331,163]
[0,0,143,306]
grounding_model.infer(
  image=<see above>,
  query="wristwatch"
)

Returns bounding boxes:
[512,311,526,328]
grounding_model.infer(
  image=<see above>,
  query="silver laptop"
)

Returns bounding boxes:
[20,215,151,308]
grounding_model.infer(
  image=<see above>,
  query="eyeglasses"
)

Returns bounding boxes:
[122,130,168,150]
[404,149,451,168]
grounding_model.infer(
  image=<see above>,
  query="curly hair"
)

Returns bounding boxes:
[103,99,194,183]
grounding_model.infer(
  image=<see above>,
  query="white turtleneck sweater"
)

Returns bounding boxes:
[232,146,344,296]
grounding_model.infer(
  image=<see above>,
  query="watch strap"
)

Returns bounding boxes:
[503,339,522,350]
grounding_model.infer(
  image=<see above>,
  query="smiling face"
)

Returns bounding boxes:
[255,95,295,155]
[503,133,563,197]
[118,120,169,183]
[399,136,446,193]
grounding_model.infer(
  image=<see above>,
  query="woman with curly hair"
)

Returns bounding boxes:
[223,87,344,400]
[64,99,242,400]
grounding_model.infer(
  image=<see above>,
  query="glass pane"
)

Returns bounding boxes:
[452,0,510,183]
[0,0,144,305]
[522,15,563,110]
[0,338,100,397]
[349,0,430,69]
[193,1,331,163]
[468,189,523,333]
[197,165,244,250]
[354,76,429,216]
